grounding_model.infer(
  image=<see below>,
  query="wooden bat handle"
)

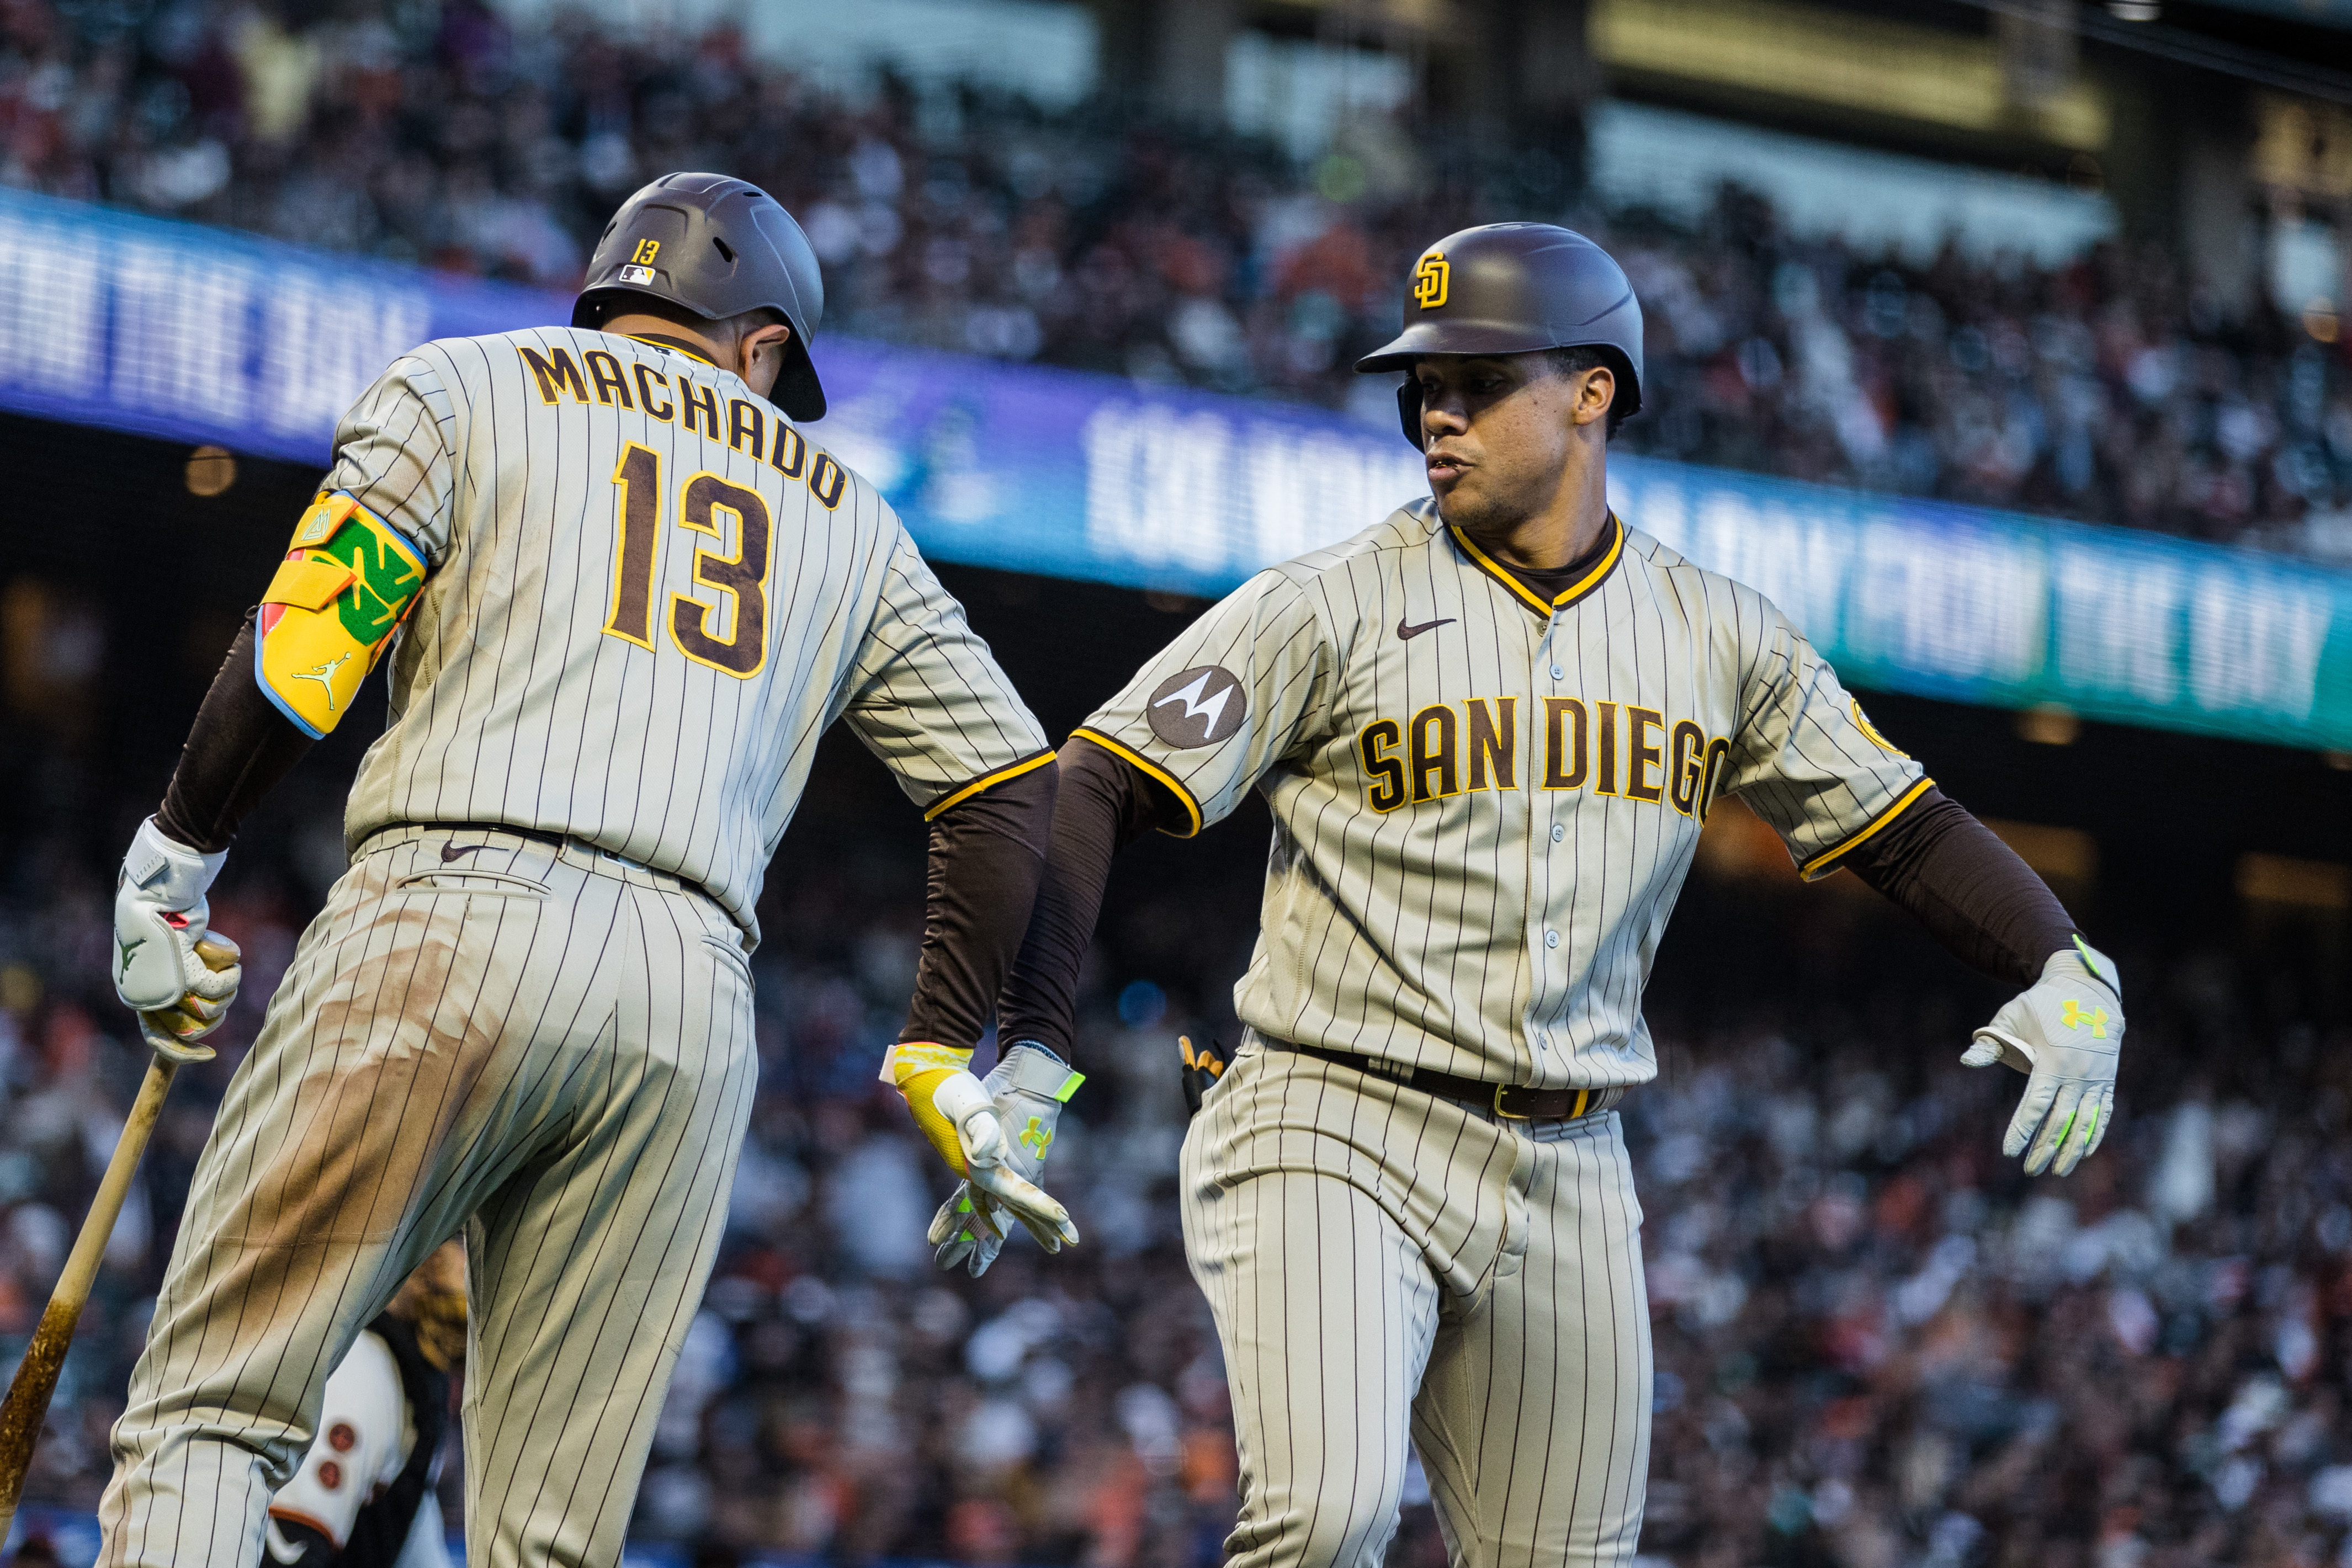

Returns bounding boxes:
[0,1056,180,1539]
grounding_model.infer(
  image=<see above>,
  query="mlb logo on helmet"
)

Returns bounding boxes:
[619,264,656,284]
[1413,252,1450,310]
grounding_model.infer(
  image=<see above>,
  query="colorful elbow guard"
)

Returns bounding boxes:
[256,492,427,737]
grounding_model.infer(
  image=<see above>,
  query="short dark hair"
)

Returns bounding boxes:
[1545,346,1631,439]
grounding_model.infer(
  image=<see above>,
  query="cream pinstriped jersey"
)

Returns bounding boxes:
[322,326,1048,940]
[1076,500,1926,1088]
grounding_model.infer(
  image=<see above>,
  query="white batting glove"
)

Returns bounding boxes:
[1962,937,2122,1177]
[884,1042,1081,1257]
[113,818,243,1065]
[931,1042,1086,1276]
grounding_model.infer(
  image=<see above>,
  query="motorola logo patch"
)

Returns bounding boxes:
[1148,666,1246,748]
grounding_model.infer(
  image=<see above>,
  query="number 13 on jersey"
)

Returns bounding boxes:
[605,442,773,677]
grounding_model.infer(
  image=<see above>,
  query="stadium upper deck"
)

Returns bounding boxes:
[0,0,2338,561]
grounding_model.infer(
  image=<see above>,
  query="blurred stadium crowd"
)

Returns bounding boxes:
[0,3,2345,1566]
[0,0,2342,553]
[0,742,2346,1568]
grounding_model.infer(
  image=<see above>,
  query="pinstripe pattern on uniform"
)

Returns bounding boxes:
[104,326,1044,1568]
[1076,501,1921,1089]
[327,328,1044,944]
[1181,1043,1650,1568]
[99,832,758,1568]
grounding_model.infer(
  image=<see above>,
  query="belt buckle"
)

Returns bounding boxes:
[1493,1083,1531,1121]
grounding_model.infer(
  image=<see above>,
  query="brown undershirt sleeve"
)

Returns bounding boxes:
[994,737,1189,1062]
[1838,785,2080,988]
[900,762,1061,1052]
[154,610,318,854]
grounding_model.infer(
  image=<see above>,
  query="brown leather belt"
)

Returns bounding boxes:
[1279,1042,1607,1122]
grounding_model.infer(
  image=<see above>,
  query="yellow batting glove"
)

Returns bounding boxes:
[883,1040,993,1177]
[883,1040,1079,1255]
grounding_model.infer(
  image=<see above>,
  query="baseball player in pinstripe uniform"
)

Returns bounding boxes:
[99,173,1072,1568]
[984,225,2126,1567]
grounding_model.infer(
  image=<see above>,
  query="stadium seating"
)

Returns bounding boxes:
[0,0,2338,555]
[0,4,2344,1564]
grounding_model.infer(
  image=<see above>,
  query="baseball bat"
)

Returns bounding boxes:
[0,933,233,1543]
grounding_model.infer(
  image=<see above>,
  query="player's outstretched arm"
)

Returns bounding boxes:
[923,738,1192,1276]
[1834,791,2123,1176]
[836,529,1089,1263]
[1724,600,2121,1177]
[878,764,1085,1264]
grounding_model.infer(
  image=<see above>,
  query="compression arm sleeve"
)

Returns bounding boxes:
[900,762,1061,1051]
[1839,785,2080,987]
[994,737,1191,1062]
[155,610,317,854]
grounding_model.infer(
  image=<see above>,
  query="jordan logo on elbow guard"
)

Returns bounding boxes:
[291,653,353,712]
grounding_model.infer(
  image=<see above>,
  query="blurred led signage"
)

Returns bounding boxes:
[0,188,2342,751]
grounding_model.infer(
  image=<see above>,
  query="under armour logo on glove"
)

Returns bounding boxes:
[2061,998,2109,1037]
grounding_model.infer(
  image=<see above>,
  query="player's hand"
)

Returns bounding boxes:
[930,1041,1085,1276]
[1961,938,2122,1177]
[113,818,241,1065]
[884,1041,1081,1257]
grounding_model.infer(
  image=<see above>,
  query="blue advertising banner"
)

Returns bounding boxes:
[0,186,2343,750]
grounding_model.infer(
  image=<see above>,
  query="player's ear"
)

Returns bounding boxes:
[1571,364,1615,430]
[735,315,795,396]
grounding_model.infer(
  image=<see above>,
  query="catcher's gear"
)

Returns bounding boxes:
[1961,937,2123,1177]
[883,1041,1080,1255]
[257,491,428,737]
[575,172,828,421]
[113,818,242,1065]
[1356,222,1644,449]
[1179,1034,1227,1117]
[930,1042,1085,1277]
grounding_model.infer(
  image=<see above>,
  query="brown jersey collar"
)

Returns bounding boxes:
[1451,513,1626,617]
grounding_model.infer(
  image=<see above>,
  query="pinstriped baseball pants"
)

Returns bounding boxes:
[1180,1039,1651,1568]
[98,828,759,1568]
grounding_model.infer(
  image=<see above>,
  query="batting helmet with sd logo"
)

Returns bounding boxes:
[575,172,829,420]
[1356,223,1644,449]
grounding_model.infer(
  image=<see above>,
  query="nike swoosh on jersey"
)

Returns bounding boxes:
[440,843,489,863]
[1397,616,1456,641]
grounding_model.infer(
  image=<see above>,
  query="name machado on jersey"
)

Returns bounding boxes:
[317,325,1049,941]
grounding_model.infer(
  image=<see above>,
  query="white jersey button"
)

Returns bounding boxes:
[1549,664,1564,680]
[1544,929,1560,949]
[1551,823,1565,843]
